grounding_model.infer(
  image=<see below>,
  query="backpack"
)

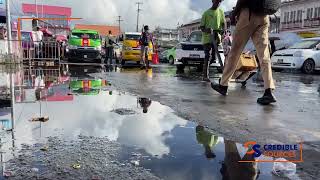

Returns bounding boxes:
[249,0,281,15]
[140,32,149,46]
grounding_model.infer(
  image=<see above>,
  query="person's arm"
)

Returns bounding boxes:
[200,12,211,34]
[220,9,227,33]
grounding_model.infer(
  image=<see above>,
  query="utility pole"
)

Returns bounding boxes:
[35,0,38,18]
[117,16,123,34]
[136,2,143,32]
[6,0,15,131]
[5,0,12,54]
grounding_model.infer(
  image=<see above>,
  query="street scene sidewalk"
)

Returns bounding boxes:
[0,0,320,179]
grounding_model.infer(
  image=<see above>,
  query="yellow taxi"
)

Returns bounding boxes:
[121,32,153,65]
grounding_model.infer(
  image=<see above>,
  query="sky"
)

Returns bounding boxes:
[7,0,237,31]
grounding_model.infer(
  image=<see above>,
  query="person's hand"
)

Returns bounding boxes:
[205,28,212,34]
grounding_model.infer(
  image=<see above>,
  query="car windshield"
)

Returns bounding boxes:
[289,40,320,49]
[188,32,202,42]
[71,33,99,39]
[125,34,141,40]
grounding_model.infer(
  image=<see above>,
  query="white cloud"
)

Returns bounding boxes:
[10,0,236,31]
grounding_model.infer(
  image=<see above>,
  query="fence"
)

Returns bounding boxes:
[0,40,61,64]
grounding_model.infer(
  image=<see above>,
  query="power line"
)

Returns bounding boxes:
[136,2,143,32]
[117,16,123,34]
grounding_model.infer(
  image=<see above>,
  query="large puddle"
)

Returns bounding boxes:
[0,65,289,179]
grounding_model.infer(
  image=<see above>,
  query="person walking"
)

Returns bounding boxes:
[211,0,280,105]
[200,0,226,82]
[140,25,151,70]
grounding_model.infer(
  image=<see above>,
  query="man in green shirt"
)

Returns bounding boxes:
[200,0,226,82]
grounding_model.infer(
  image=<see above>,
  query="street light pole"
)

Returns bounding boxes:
[5,0,12,54]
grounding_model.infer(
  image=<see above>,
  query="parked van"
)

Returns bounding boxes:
[66,29,104,63]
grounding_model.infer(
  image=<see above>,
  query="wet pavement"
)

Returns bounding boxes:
[0,63,319,179]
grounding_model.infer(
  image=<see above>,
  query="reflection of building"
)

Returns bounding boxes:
[74,24,121,36]
[22,4,72,35]
[280,0,320,37]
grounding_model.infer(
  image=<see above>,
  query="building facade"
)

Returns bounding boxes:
[178,11,233,40]
[280,0,320,37]
[74,24,121,36]
[22,4,72,35]
[153,27,179,48]
[178,10,280,40]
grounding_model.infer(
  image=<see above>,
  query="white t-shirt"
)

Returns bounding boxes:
[33,30,43,42]
[36,31,43,41]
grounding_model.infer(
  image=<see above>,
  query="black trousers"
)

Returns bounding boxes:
[203,32,222,79]
[105,47,114,64]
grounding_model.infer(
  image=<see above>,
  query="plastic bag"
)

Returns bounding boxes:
[272,158,297,179]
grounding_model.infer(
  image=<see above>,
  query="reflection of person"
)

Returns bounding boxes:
[200,0,225,82]
[220,140,258,180]
[138,98,152,113]
[196,126,218,159]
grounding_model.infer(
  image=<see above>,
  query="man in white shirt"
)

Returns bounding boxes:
[33,26,43,57]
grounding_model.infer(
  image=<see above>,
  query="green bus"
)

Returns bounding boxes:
[66,29,104,63]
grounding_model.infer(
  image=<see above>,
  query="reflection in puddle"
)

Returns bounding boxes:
[0,65,280,179]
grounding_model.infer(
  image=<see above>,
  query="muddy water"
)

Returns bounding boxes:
[0,65,283,179]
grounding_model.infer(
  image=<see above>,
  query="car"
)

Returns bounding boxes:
[174,30,224,72]
[66,29,104,63]
[271,38,320,74]
[166,47,176,65]
[159,49,168,62]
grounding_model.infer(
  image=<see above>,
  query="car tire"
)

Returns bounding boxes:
[302,59,315,74]
[196,65,203,72]
[169,56,174,65]
[176,64,185,72]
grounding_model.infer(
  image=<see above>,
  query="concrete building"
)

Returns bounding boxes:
[178,11,232,40]
[22,4,72,35]
[153,27,179,48]
[178,10,280,40]
[280,0,320,37]
[74,24,121,36]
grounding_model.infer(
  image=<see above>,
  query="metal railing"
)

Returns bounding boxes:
[0,40,62,64]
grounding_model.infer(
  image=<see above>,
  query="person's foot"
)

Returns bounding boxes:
[257,88,277,105]
[211,83,228,96]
